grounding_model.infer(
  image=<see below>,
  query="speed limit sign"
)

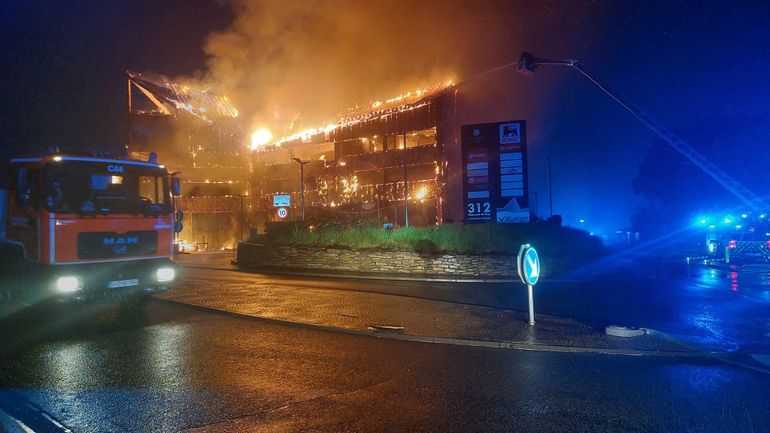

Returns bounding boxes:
[277,207,288,219]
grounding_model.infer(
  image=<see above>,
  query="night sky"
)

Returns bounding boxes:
[2,0,769,234]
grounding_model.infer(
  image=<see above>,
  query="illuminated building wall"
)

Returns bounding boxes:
[127,72,249,249]
[251,73,539,226]
[250,93,446,226]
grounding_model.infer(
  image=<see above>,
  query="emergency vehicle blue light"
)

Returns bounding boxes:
[698,218,707,225]
[761,214,767,219]
[723,216,734,224]
[735,225,742,229]
[741,213,748,218]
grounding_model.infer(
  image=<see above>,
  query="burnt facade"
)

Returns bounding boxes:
[251,70,540,228]
[250,93,448,226]
[127,72,249,250]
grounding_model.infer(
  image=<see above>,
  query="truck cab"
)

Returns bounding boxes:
[1,153,181,308]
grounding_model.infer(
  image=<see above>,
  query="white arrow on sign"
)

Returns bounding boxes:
[526,253,539,279]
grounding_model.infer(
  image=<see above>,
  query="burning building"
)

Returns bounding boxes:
[126,71,249,250]
[126,63,538,236]
[249,73,535,227]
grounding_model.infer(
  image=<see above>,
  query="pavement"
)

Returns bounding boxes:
[3,251,770,431]
[162,252,710,357]
[4,301,770,433]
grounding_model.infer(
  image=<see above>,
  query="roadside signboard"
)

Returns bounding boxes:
[276,207,288,219]
[517,244,540,286]
[461,120,529,224]
[273,194,291,208]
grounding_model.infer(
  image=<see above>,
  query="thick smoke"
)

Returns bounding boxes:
[193,0,583,137]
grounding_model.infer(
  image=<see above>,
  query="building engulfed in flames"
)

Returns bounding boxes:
[126,71,248,250]
[250,84,452,226]
[127,68,536,245]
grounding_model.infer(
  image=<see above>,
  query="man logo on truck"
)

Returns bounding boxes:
[103,236,139,246]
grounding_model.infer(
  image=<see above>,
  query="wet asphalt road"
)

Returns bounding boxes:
[1,253,770,432]
[2,300,770,433]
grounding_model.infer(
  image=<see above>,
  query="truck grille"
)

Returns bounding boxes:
[77,231,158,259]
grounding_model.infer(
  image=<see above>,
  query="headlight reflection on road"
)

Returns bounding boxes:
[144,324,192,389]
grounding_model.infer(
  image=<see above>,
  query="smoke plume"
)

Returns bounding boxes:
[193,0,573,137]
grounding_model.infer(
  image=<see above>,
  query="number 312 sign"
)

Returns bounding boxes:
[466,201,492,222]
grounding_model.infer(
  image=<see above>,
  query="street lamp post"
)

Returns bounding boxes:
[291,158,310,221]
[547,158,553,217]
[517,51,767,212]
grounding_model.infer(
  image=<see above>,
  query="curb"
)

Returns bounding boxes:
[154,297,708,359]
[231,261,517,283]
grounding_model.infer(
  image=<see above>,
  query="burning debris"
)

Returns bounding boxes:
[254,80,454,150]
[127,71,240,122]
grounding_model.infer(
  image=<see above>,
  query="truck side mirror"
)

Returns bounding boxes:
[15,168,31,206]
[171,177,181,197]
[175,209,183,223]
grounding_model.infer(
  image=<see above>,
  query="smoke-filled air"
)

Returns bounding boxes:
[187,0,542,140]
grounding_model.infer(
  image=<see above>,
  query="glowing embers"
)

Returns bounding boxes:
[340,176,360,200]
[415,186,429,201]
[268,82,452,148]
[368,81,453,111]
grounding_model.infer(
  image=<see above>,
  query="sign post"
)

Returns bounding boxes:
[517,244,540,325]
[273,194,291,221]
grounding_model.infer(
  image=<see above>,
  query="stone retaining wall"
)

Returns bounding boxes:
[237,243,517,278]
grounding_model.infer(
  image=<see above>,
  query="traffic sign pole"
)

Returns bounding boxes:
[517,244,540,326]
[527,284,535,325]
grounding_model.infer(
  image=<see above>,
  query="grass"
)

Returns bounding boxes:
[262,221,605,259]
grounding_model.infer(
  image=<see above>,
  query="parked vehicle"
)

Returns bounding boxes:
[0,152,182,309]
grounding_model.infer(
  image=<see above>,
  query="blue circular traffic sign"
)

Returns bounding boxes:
[517,244,540,286]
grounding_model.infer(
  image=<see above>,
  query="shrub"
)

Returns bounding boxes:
[261,221,604,258]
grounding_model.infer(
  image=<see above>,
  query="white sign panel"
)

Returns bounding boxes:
[273,194,291,208]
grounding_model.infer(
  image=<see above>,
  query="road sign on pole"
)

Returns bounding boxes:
[517,244,540,325]
[276,207,288,219]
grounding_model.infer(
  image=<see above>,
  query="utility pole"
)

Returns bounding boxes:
[233,194,247,243]
[403,133,409,227]
[518,51,767,212]
[547,158,553,217]
[291,158,309,221]
[126,74,132,146]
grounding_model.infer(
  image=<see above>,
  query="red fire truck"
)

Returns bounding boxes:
[0,153,182,309]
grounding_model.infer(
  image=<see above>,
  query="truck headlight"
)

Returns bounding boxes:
[156,267,176,282]
[56,276,81,293]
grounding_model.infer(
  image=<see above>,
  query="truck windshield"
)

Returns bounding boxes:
[43,160,170,215]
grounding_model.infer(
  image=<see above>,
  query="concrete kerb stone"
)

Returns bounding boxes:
[154,297,710,359]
